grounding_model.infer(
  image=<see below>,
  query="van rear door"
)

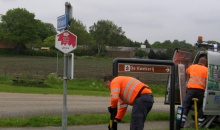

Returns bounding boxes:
[165,48,193,104]
[203,51,220,115]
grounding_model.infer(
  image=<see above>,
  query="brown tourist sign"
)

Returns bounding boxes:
[118,63,171,74]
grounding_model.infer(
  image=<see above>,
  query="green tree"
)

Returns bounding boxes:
[156,50,169,60]
[150,40,195,60]
[27,20,56,49]
[121,37,136,47]
[166,48,174,60]
[0,8,39,53]
[151,41,162,48]
[35,20,56,41]
[148,49,157,59]
[163,40,172,48]
[144,39,151,48]
[135,49,148,58]
[89,20,125,55]
[43,35,56,48]
[173,40,193,49]
[68,18,93,46]
[68,18,96,56]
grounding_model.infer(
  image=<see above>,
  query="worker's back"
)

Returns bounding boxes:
[186,59,208,90]
[110,76,151,105]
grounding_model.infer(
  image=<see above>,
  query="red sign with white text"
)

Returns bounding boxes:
[55,30,77,53]
[118,63,171,74]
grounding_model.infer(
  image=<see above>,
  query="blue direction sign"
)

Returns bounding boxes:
[57,14,68,31]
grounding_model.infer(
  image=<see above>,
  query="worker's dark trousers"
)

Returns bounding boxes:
[182,89,205,119]
[130,94,154,130]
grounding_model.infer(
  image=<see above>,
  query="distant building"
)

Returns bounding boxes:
[0,40,16,49]
[140,44,146,49]
[105,45,167,58]
[151,48,167,53]
[106,46,137,58]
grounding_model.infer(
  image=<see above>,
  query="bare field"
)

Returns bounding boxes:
[0,56,168,84]
[0,56,113,79]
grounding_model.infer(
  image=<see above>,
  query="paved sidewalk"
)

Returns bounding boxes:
[0,121,170,130]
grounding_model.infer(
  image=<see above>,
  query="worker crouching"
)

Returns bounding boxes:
[104,76,154,130]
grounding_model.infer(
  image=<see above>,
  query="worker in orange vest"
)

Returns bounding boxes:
[181,56,208,128]
[104,76,154,130]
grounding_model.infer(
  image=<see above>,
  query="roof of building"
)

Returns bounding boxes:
[106,46,137,52]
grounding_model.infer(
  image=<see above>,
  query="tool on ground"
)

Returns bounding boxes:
[192,98,199,130]
[176,106,183,130]
[108,107,117,130]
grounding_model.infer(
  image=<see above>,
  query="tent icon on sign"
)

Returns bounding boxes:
[125,65,131,71]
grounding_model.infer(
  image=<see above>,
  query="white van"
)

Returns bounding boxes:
[165,36,220,128]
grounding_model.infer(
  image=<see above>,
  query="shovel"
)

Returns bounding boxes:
[192,98,198,130]
[108,107,117,130]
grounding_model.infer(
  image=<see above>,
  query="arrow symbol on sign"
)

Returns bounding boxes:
[166,67,170,73]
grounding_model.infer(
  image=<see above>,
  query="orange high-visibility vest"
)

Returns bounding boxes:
[186,64,208,90]
[110,76,152,120]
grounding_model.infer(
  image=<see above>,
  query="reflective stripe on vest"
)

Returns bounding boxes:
[119,100,128,108]
[111,88,120,98]
[187,75,206,87]
[120,104,128,108]
[123,78,140,103]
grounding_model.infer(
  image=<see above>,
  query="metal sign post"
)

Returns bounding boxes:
[62,53,74,130]
[62,54,68,130]
[55,2,75,130]
[65,2,72,26]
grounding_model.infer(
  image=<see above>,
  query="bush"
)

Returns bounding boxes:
[44,73,62,88]
[24,49,62,57]
[135,49,148,58]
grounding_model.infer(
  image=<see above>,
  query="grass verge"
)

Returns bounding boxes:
[0,112,169,127]
[0,75,166,97]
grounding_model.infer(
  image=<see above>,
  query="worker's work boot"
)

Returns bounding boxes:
[198,118,205,126]
[181,115,187,128]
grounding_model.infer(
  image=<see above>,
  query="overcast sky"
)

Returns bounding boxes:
[1,0,220,45]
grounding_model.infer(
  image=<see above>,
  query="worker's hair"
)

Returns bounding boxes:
[198,56,207,66]
[103,75,115,82]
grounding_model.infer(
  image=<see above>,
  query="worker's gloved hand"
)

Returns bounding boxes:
[108,124,111,130]
[108,106,114,113]
[114,118,121,122]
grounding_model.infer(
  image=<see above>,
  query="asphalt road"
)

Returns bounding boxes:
[0,92,175,130]
[0,92,171,118]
